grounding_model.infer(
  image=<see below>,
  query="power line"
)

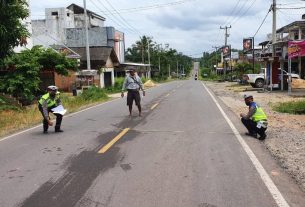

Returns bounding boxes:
[223,0,242,26]
[88,0,136,35]
[103,0,142,35]
[253,6,272,37]
[226,0,249,25]
[231,0,258,26]
[97,0,196,15]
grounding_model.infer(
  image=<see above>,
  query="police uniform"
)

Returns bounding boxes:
[241,96,268,140]
[38,86,63,133]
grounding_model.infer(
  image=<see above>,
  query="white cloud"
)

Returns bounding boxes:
[29,0,305,57]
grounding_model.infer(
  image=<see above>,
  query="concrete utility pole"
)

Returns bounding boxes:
[271,0,277,91]
[147,41,151,79]
[168,64,171,78]
[220,25,231,46]
[212,46,219,69]
[159,56,161,72]
[83,0,91,70]
[176,61,178,79]
[220,25,231,77]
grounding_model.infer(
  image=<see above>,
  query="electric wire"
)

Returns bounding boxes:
[253,6,272,37]
[103,0,142,35]
[223,0,242,26]
[231,0,258,26]
[88,0,136,35]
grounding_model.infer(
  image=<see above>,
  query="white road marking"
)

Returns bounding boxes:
[202,82,290,207]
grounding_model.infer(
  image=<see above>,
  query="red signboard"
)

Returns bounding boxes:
[288,40,305,58]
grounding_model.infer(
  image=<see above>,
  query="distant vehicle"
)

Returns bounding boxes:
[243,68,300,88]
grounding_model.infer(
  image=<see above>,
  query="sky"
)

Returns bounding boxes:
[29,0,305,57]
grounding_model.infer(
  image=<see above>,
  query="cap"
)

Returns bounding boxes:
[243,94,253,99]
[47,85,58,91]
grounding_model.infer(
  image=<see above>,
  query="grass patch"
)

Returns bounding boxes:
[0,87,109,138]
[273,99,305,114]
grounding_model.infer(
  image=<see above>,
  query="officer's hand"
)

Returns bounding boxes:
[48,120,53,126]
[143,91,145,96]
[121,92,124,98]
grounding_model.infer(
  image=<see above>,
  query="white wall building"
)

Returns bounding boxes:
[32,4,106,47]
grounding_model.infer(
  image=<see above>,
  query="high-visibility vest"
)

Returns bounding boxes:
[252,105,267,122]
[38,93,58,107]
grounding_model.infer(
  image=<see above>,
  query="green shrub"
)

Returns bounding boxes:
[273,99,305,114]
[104,77,125,94]
[80,86,108,101]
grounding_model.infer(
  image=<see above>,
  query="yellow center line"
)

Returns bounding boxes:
[165,93,170,97]
[98,128,130,154]
[151,103,159,110]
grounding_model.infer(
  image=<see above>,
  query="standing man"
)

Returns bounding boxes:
[240,94,268,140]
[121,68,145,117]
[38,85,64,133]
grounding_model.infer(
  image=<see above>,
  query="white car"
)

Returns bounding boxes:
[243,68,300,88]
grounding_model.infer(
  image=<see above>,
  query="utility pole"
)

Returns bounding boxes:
[220,25,231,77]
[220,25,231,47]
[176,61,178,79]
[271,0,277,91]
[83,0,91,70]
[168,64,171,78]
[212,46,219,70]
[147,41,151,79]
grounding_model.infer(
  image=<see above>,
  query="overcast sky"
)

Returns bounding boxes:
[29,0,305,57]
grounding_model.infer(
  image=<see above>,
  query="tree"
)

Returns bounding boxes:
[126,36,193,80]
[0,46,78,103]
[0,0,30,62]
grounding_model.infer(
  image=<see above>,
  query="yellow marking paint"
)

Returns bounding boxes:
[151,103,159,110]
[165,93,170,97]
[98,128,130,154]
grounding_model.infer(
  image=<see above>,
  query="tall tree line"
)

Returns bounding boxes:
[125,36,193,79]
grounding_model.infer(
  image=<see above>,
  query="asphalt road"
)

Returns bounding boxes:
[0,80,305,207]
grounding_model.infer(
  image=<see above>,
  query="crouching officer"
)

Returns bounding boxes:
[240,94,267,140]
[38,85,64,133]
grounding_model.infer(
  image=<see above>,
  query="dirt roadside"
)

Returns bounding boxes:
[205,81,305,192]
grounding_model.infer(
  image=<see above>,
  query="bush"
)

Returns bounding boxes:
[104,77,125,94]
[273,99,305,114]
[80,86,108,101]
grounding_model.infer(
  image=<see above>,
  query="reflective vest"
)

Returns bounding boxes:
[38,93,58,107]
[252,106,267,122]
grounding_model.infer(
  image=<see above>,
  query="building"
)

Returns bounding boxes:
[257,15,305,90]
[31,4,125,88]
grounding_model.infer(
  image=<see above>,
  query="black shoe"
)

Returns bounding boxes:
[55,129,64,133]
[259,134,267,140]
[245,132,257,138]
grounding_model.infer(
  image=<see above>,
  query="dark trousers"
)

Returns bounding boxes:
[38,104,63,131]
[241,118,266,137]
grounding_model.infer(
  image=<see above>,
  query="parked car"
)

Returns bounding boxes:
[243,68,300,88]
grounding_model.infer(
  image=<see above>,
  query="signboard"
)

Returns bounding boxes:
[243,38,253,51]
[288,40,305,58]
[222,45,230,57]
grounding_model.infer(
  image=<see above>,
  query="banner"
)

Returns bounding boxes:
[222,45,230,57]
[288,40,305,58]
[243,38,253,51]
